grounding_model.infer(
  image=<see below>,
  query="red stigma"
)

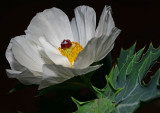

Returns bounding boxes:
[61,39,72,49]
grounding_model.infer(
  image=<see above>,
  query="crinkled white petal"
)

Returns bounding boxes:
[71,18,80,43]
[74,27,121,69]
[95,6,115,38]
[25,7,73,48]
[39,37,71,67]
[5,41,25,71]
[6,69,42,85]
[38,63,102,89]
[11,35,44,72]
[36,45,53,64]
[95,27,121,61]
[74,5,96,47]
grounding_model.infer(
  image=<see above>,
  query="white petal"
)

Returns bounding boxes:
[95,28,121,61]
[25,7,73,48]
[71,18,80,43]
[5,41,25,71]
[74,5,96,47]
[38,64,102,89]
[74,37,98,69]
[6,69,42,85]
[74,27,121,69]
[36,45,53,64]
[12,35,44,72]
[39,37,71,67]
[95,6,115,38]
[71,64,102,75]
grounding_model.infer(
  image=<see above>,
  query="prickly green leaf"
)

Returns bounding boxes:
[117,43,136,70]
[72,43,160,113]
[72,97,115,113]
[107,43,160,113]
[92,80,117,101]
[114,70,160,113]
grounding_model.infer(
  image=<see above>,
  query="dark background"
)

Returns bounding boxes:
[0,0,160,113]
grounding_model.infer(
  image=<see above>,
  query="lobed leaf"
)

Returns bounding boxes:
[73,43,160,113]
[72,97,115,113]
[108,43,160,113]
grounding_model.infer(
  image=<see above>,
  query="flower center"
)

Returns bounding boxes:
[58,39,83,67]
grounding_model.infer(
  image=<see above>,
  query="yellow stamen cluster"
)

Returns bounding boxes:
[58,42,83,67]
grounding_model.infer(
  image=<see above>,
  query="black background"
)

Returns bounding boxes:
[0,0,160,113]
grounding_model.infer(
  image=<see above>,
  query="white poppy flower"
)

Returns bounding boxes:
[6,5,121,90]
